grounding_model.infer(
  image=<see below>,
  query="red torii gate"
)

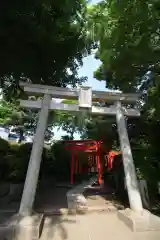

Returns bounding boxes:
[63,140,103,185]
[105,151,121,170]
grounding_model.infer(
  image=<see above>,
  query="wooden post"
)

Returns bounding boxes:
[75,154,78,175]
[96,142,102,185]
[97,154,102,185]
[116,101,143,212]
[79,158,81,174]
[19,94,51,216]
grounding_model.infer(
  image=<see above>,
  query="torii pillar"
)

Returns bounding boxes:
[19,94,51,216]
[116,101,143,212]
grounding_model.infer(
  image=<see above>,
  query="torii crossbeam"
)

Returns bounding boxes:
[19,82,143,216]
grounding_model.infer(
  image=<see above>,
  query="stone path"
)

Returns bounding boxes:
[40,212,160,240]
[66,177,97,213]
[84,186,125,210]
[0,179,124,214]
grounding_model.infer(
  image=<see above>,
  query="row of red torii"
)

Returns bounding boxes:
[63,139,120,185]
[19,82,143,216]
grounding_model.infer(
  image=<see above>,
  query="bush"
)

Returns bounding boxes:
[8,144,19,153]
[50,142,71,181]
[17,142,33,159]
[0,137,9,152]
[4,143,30,182]
[0,139,75,183]
[7,156,24,182]
[49,142,92,182]
[8,143,50,182]
[40,148,55,179]
[0,138,10,182]
[132,148,160,197]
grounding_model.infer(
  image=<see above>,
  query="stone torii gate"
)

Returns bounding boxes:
[19,82,143,216]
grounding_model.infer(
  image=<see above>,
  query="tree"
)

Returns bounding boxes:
[54,99,118,145]
[0,0,94,98]
[87,1,159,90]
[0,99,54,141]
[86,0,160,193]
[81,115,117,148]
[54,99,84,139]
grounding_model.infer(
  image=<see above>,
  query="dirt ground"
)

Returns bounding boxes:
[84,184,127,210]
[0,183,127,213]
[40,212,160,240]
[1,212,160,240]
[0,183,160,240]
[0,185,69,213]
[35,186,69,211]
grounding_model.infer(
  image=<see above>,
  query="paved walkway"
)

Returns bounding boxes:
[40,212,160,240]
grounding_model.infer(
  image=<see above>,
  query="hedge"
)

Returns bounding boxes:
[0,139,76,183]
[1,137,159,191]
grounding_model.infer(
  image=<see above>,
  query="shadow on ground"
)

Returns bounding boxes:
[84,183,129,210]
[35,185,69,211]
[40,215,77,240]
[0,183,71,213]
[0,212,77,240]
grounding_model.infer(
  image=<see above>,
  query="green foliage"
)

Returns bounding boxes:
[54,99,85,139]
[11,143,51,182]
[0,137,9,152]
[0,98,55,140]
[0,0,94,98]
[61,135,73,141]
[50,142,71,181]
[88,0,160,91]
[86,0,160,200]
[0,99,26,127]
[17,143,33,159]
[82,115,117,149]
[0,139,75,183]
[0,138,10,181]
[7,143,32,182]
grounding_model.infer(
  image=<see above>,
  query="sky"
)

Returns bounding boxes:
[53,54,105,140]
[90,0,102,3]
[54,0,104,140]
[78,55,106,90]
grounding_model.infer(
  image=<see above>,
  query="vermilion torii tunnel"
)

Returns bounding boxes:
[63,139,122,185]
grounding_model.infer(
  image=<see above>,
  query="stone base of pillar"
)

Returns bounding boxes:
[118,208,160,232]
[0,213,44,239]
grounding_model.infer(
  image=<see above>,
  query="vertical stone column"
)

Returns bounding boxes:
[116,101,143,212]
[19,94,51,216]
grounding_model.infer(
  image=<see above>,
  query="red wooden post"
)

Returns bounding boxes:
[97,142,102,185]
[96,155,98,172]
[94,154,96,172]
[75,154,78,175]
[79,158,81,174]
[70,152,74,184]
[95,142,99,172]
[97,154,101,184]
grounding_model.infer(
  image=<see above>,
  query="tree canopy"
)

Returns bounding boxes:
[0,0,94,97]
[86,0,160,186]
[87,0,160,91]
[0,99,54,141]
[54,99,85,139]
